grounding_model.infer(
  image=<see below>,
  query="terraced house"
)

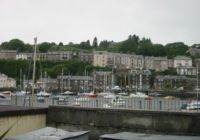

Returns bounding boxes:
[0,73,16,88]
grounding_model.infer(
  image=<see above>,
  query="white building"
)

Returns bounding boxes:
[173,56,192,68]
[93,51,108,67]
[16,53,28,60]
[0,73,16,88]
[173,56,195,75]
[176,66,196,76]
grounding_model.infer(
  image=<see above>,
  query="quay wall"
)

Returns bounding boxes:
[0,107,47,138]
[47,106,200,138]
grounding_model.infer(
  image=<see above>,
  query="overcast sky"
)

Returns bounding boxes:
[0,0,199,45]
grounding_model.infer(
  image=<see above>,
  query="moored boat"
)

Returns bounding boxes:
[61,91,76,95]
[186,100,200,110]
[36,91,51,97]
[129,92,148,98]
[110,96,126,106]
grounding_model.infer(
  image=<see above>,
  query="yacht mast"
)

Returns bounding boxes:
[61,68,63,93]
[197,64,199,101]
[20,68,22,91]
[111,68,114,89]
[31,37,37,107]
[67,72,70,91]
[44,71,47,92]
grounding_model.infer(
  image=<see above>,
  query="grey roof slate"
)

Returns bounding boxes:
[100,132,200,140]
[7,127,89,140]
[174,56,191,60]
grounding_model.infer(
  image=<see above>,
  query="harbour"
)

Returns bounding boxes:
[0,92,198,112]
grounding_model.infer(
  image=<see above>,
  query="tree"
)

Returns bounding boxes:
[79,40,91,49]
[118,35,139,53]
[137,38,153,56]
[99,40,112,48]
[92,37,98,48]
[165,42,188,58]
[0,39,29,52]
[163,68,177,75]
[38,42,52,53]
[86,40,91,46]
[58,42,64,46]
[153,44,166,56]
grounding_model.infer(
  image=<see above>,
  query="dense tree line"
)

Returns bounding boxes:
[0,35,194,58]
[117,35,190,58]
[0,39,33,52]
[0,60,112,83]
[0,60,90,81]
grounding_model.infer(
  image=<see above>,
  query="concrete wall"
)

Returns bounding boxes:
[0,107,47,138]
[47,106,200,137]
[0,114,46,137]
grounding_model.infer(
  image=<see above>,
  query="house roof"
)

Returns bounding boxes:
[174,56,191,60]
[7,127,89,140]
[100,132,200,140]
[0,105,47,117]
[155,75,187,80]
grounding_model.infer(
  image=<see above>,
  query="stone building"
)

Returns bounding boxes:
[176,66,196,76]
[187,47,200,56]
[154,75,188,90]
[78,51,93,63]
[106,53,144,69]
[114,68,151,91]
[0,50,17,60]
[57,75,93,92]
[130,68,151,90]
[93,71,112,92]
[47,51,74,61]
[144,56,168,71]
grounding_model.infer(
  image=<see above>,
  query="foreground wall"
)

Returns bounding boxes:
[0,107,47,138]
[47,106,200,138]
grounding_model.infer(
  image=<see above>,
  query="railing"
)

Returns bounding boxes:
[7,95,198,112]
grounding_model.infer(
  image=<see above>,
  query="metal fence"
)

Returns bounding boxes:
[7,95,197,112]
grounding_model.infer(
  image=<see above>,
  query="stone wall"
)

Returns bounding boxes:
[0,107,47,138]
[47,106,200,139]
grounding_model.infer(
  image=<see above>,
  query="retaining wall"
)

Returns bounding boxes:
[47,106,200,139]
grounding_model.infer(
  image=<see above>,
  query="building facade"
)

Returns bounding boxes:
[173,56,195,76]
[173,56,192,68]
[57,75,93,92]
[187,47,200,56]
[0,50,17,60]
[0,73,16,88]
[47,51,74,61]
[93,51,108,67]
[78,51,93,63]
[16,53,28,60]
[154,75,188,90]
[130,68,151,90]
[176,66,196,76]
[144,56,168,71]
[93,71,112,92]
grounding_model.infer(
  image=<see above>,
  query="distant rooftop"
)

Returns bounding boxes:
[174,56,191,60]
[100,132,200,140]
[7,127,89,140]
[0,105,47,117]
